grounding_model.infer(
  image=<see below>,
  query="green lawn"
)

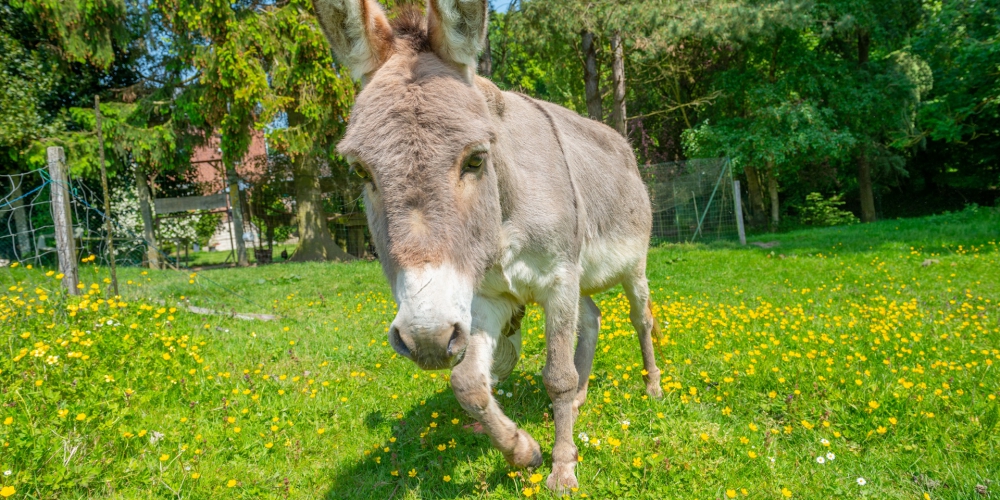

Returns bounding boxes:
[1,206,998,499]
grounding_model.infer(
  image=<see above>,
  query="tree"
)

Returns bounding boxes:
[152,0,356,262]
[813,0,922,222]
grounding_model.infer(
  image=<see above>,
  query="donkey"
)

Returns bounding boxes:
[312,0,663,491]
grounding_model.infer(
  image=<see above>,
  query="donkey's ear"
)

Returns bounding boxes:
[312,0,394,80]
[427,0,488,80]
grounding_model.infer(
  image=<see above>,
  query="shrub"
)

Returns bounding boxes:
[799,192,859,226]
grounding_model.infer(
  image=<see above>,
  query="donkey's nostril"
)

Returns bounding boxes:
[446,324,466,357]
[389,326,411,358]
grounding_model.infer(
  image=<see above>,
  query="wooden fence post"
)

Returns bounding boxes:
[47,146,80,294]
[733,180,747,246]
[95,96,119,296]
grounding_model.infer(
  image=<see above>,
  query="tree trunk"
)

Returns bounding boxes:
[610,30,627,136]
[855,31,876,223]
[9,182,32,260]
[858,30,870,65]
[225,162,249,266]
[134,167,160,269]
[743,164,767,228]
[766,163,780,229]
[290,155,354,262]
[858,152,876,223]
[581,30,602,121]
[478,32,492,77]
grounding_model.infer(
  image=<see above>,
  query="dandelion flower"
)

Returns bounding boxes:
[529,473,543,484]
[726,490,737,499]
[1,486,16,497]
[227,479,237,487]
[443,475,451,482]
[75,413,86,421]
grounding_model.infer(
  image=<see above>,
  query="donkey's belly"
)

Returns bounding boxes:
[478,235,645,303]
[578,236,647,296]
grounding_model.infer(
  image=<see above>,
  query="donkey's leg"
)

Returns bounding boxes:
[451,298,542,469]
[623,261,663,399]
[573,296,601,418]
[541,279,582,491]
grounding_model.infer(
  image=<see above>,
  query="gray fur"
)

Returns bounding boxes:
[312,0,662,491]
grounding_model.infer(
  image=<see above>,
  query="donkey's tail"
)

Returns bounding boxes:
[647,302,665,347]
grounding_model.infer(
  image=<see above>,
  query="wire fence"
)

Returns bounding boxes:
[0,167,148,270]
[644,158,740,244]
[2,156,741,278]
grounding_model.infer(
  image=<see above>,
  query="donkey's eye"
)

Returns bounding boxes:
[463,153,485,173]
[351,163,372,182]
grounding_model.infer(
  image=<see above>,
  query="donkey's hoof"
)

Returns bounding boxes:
[505,429,542,469]
[546,462,578,492]
[646,382,663,399]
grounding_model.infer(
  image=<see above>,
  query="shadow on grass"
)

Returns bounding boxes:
[325,372,554,499]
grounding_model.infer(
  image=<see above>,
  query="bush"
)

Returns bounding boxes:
[799,192,859,227]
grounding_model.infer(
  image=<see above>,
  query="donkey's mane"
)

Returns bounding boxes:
[390,6,431,52]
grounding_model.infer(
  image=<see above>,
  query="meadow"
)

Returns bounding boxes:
[1,206,998,499]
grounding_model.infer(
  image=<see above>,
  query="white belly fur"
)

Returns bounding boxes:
[479,226,645,303]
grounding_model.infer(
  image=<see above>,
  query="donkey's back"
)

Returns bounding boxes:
[484,82,653,297]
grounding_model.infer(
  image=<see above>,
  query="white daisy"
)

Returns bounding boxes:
[816,456,826,464]
[826,452,835,461]
[857,477,867,486]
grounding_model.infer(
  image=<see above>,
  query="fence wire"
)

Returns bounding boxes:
[1,169,56,266]
[644,158,739,243]
[3,156,739,273]
[0,168,148,269]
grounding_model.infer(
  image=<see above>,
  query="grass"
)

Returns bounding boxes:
[1,206,998,499]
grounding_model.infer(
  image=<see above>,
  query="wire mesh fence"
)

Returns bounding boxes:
[643,158,740,244]
[3,155,741,279]
[1,169,55,266]
[1,167,149,270]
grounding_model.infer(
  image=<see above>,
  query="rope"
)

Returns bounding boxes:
[0,181,49,210]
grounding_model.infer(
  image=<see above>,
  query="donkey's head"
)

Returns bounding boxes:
[314,0,500,369]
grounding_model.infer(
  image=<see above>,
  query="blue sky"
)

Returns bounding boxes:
[489,0,513,13]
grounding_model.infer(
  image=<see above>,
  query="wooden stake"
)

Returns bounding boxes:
[95,96,119,296]
[46,146,79,294]
[734,180,747,245]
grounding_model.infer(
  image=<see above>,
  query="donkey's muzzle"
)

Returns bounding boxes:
[389,320,469,370]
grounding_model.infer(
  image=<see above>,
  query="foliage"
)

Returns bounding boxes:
[798,192,859,226]
[0,30,56,152]
[1,210,998,497]
[195,213,223,247]
[109,182,199,243]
